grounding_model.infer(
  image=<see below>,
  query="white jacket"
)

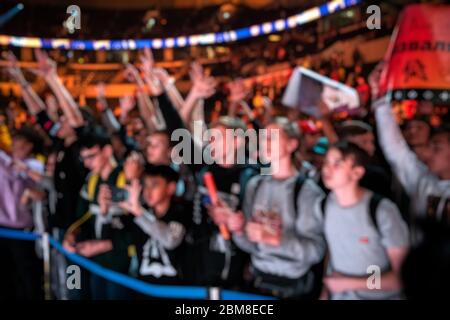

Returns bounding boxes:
[374,97,450,220]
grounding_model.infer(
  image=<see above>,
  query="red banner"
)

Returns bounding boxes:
[380,4,450,103]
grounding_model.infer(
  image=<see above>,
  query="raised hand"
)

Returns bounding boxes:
[125,62,148,91]
[119,94,136,114]
[2,51,27,85]
[368,61,385,101]
[96,82,106,99]
[95,82,108,112]
[139,47,164,96]
[228,79,249,104]
[32,49,57,78]
[189,62,217,100]
[139,47,155,75]
[118,179,143,217]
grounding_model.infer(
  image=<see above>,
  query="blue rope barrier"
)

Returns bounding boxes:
[0,227,41,241]
[48,237,208,300]
[0,227,274,300]
[221,289,275,300]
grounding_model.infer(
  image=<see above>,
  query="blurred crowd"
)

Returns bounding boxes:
[0,42,449,301]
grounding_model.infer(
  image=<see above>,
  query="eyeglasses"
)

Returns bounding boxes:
[79,151,100,162]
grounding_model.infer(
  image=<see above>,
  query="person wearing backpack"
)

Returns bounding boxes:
[62,130,133,299]
[216,117,326,299]
[319,141,409,300]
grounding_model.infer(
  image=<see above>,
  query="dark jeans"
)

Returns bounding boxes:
[66,267,131,300]
[89,273,131,300]
[0,236,43,300]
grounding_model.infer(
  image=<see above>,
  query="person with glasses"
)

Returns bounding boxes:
[62,129,133,299]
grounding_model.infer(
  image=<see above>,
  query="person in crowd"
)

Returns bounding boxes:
[369,63,450,225]
[5,50,88,239]
[0,34,448,302]
[0,112,11,152]
[119,165,192,292]
[183,115,257,289]
[0,126,45,299]
[317,97,393,198]
[62,130,132,299]
[402,116,432,163]
[336,120,393,198]
[140,61,256,289]
[319,141,409,299]
[221,117,325,299]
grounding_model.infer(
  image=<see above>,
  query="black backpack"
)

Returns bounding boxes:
[249,174,324,299]
[320,192,392,278]
[320,192,384,235]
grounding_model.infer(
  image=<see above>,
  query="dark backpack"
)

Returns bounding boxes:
[320,192,384,235]
[249,174,324,299]
[248,174,306,214]
[320,192,392,276]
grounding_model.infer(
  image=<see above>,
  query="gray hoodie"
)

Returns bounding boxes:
[233,174,325,279]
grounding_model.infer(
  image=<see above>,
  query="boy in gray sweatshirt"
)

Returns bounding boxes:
[319,141,409,300]
[209,117,326,299]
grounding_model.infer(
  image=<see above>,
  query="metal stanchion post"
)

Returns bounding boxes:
[208,287,221,300]
[42,232,52,300]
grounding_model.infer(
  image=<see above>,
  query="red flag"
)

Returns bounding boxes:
[380,4,450,104]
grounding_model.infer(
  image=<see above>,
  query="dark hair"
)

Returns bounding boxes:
[330,140,370,168]
[78,126,111,150]
[80,107,96,126]
[142,164,179,184]
[431,123,450,142]
[12,126,44,154]
[406,115,431,126]
[337,120,373,140]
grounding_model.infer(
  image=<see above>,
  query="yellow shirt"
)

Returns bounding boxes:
[0,124,11,152]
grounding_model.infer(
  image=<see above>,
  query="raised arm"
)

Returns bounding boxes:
[96,82,121,133]
[227,79,249,117]
[125,63,166,132]
[180,62,216,126]
[118,180,185,250]
[369,63,430,195]
[139,48,184,110]
[317,99,339,144]
[33,49,84,127]
[134,212,186,250]
[3,51,45,115]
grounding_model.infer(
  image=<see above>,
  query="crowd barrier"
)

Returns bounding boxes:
[0,227,274,300]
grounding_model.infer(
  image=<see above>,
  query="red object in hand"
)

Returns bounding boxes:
[203,172,218,205]
[203,172,230,240]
